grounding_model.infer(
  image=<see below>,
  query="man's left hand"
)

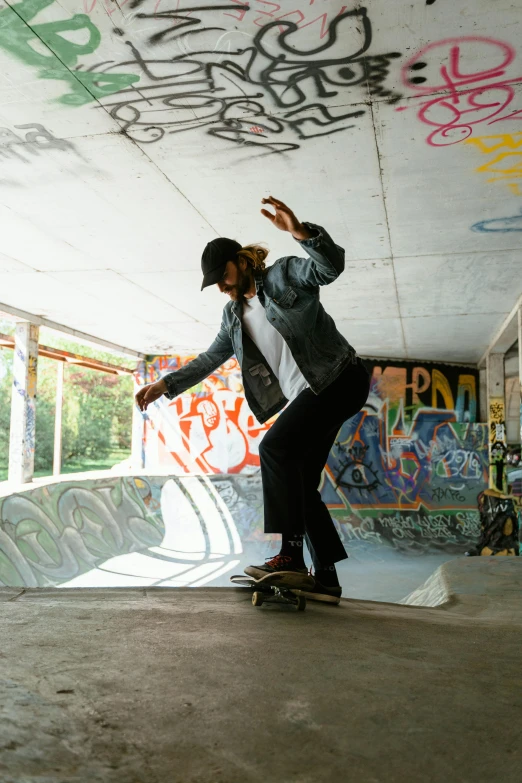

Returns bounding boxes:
[261,196,312,240]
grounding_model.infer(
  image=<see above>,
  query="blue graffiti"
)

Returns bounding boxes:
[471,209,522,233]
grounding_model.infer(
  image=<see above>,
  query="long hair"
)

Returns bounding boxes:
[236,243,269,274]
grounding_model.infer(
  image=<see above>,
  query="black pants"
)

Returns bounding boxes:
[258,360,370,568]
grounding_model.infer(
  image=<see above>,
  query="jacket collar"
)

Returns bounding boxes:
[254,269,266,306]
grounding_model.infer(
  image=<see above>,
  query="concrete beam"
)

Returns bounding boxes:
[8,323,39,484]
[0,333,135,375]
[0,301,145,360]
[479,294,522,369]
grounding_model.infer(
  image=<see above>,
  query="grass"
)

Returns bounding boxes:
[0,450,130,482]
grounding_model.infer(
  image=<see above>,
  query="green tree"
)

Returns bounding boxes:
[0,325,136,478]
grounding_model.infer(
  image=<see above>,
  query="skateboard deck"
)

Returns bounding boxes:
[230,574,307,611]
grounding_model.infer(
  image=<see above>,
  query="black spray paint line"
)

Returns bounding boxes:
[95,5,403,155]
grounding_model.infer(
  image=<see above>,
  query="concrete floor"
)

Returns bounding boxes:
[334,551,458,603]
[1,564,521,783]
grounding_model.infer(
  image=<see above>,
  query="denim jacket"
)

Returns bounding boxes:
[162,222,358,424]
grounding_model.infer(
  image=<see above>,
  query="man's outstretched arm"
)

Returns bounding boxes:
[261,195,345,287]
[135,317,233,411]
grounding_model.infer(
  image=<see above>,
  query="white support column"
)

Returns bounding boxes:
[53,360,64,476]
[479,368,487,423]
[486,353,507,493]
[131,389,145,470]
[8,322,39,484]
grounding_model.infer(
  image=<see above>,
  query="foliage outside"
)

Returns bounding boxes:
[0,324,135,480]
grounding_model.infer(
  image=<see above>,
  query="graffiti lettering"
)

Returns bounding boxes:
[137,355,268,474]
[434,448,483,480]
[98,5,402,153]
[0,0,139,105]
[431,487,466,503]
[401,37,522,146]
[0,123,79,164]
[368,360,477,422]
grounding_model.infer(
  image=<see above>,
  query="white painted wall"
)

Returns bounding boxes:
[0,0,520,361]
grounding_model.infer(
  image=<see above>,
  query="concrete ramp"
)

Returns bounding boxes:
[401,557,522,621]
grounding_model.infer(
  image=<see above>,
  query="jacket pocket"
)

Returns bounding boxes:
[274,287,298,308]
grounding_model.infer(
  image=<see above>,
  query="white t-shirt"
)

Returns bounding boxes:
[241,295,309,402]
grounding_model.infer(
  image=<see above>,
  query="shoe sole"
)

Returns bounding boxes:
[294,589,341,605]
[244,568,315,590]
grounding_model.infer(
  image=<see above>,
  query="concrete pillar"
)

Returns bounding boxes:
[8,322,39,484]
[53,360,64,476]
[486,353,507,492]
[131,392,145,470]
[479,368,487,423]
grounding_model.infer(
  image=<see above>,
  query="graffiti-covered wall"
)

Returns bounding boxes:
[325,359,487,553]
[135,355,271,474]
[136,356,487,552]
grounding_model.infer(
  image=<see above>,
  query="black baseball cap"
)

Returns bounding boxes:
[201,237,242,291]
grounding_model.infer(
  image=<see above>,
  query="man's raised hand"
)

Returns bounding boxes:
[135,379,167,412]
[260,196,312,240]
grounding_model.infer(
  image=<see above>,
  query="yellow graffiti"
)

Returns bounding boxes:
[431,369,454,410]
[464,131,522,194]
[489,398,505,426]
[476,152,522,182]
[488,397,507,491]
[465,131,522,154]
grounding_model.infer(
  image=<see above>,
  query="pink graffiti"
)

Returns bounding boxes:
[402,37,522,146]
[83,0,130,14]
[224,0,349,39]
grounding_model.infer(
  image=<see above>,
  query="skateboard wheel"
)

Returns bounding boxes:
[297,596,306,611]
[252,591,264,607]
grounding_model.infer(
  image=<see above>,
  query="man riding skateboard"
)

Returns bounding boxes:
[136,197,370,604]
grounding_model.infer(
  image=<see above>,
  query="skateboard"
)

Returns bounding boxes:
[230,574,307,611]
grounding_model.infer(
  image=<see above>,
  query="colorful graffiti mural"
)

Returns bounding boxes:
[318,359,486,553]
[134,356,486,553]
[360,360,478,423]
[136,355,273,474]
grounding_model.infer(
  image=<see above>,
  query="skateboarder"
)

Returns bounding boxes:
[136,197,370,603]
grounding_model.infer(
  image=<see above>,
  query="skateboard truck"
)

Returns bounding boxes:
[230,575,307,611]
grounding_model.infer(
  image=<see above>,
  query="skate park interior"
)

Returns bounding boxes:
[1,1,522,781]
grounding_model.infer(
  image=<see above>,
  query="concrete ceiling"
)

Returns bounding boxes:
[0,0,520,362]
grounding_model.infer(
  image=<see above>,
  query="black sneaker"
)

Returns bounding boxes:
[244,555,315,589]
[294,579,342,605]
